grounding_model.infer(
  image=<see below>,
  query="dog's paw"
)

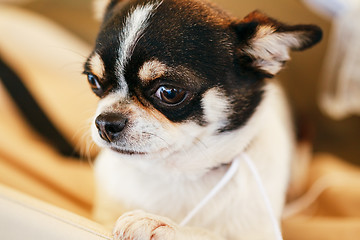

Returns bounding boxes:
[112,210,178,240]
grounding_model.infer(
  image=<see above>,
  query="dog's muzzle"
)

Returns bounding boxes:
[95,113,128,143]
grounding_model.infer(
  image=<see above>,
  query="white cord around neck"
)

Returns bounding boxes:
[239,153,283,240]
[179,157,240,226]
[179,152,283,240]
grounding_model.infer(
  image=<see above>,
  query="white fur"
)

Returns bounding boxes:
[93,81,295,239]
[115,2,161,95]
[201,88,231,128]
[245,26,305,75]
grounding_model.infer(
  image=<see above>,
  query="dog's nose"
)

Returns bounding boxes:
[95,113,128,142]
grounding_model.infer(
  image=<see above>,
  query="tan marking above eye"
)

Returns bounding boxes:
[89,53,105,79]
[138,60,168,82]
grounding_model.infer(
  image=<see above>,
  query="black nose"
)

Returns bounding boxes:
[95,113,128,142]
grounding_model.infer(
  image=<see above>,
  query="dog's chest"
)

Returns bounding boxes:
[93,149,286,238]
[94,151,233,221]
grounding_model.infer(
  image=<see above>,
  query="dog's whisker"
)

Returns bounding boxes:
[193,136,208,150]
[77,131,94,159]
[71,116,99,167]
[47,45,89,60]
[141,131,170,147]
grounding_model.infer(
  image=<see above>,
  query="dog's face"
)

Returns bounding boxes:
[84,0,321,172]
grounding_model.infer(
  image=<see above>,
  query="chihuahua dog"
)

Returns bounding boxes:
[84,0,322,239]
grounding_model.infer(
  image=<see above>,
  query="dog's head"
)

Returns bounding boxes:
[84,0,321,173]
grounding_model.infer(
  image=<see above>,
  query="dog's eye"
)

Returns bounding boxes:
[87,73,101,89]
[87,73,103,96]
[155,86,187,105]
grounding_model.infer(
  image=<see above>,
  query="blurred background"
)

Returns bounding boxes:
[1,0,359,165]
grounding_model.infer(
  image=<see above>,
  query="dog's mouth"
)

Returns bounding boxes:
[110,147,147,155]
[109,142,174,156]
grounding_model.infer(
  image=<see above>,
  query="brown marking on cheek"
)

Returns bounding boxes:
[138,60,168,83]
[131,96,176,127]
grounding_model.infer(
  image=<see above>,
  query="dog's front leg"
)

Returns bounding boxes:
[112,210,224,240]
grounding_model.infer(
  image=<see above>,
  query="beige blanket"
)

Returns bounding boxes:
[0,5,359,239]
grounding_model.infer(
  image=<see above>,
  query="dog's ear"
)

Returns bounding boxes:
[93,0,128,21]
[232,11,322,77]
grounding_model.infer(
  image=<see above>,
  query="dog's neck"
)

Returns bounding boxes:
[180,154,241,226]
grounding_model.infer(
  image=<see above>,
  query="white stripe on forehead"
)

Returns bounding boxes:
[115,1,162,94]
